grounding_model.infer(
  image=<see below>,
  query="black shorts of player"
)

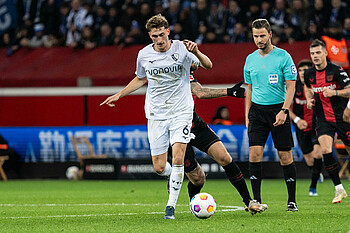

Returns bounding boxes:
[248,102,294,151]
[168,112,221,173]
[294,126,319,154]
[316,120,350,146]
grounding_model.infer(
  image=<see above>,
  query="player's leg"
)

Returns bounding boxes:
[297,129,322,196]
[190,117,253,206]
[318,134,347,203]
[148,119,177,219]
[303,151,317,195]
[191,115,252,204]
[152,153,171,176]
[148,119,172,176]
[186,165,206,199]
[183,145,205,200]
[309,144,323,196]
[271,110,296,211]
[207,141,251,206]
[207,142,268,214]
[163,116,193,219]
[163,142,187,219]
[249,145,264,203]
[277,150,297,211]
[247,104,270,204]
[324,122,349,203]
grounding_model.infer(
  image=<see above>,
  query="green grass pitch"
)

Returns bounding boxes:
[0,179,349,233]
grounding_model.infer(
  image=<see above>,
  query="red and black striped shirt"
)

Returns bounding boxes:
[304,62,350,123]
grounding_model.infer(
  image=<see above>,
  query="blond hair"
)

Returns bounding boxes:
[145,14,169,32]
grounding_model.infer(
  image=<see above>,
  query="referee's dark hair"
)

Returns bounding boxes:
[252,19,271,33]
[310,39,326,49]
[297,59,313,68]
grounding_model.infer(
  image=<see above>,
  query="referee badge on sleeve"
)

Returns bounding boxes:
[269,74,278,85]
[291,64,297,75]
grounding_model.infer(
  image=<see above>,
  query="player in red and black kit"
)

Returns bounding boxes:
[304,39,349,203]
[168,73,268,215]
[289,59,323,197]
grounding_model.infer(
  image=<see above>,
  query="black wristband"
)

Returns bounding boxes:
[281,108,289,114]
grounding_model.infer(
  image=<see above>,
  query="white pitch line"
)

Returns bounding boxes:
[0,203,244,220]
[0,203,163,207]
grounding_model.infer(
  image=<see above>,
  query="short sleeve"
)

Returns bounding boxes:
[282,52,297,81]
[303,69,311,88]
[135,52,146,78]
[336,67,350,88]
[187,52,200,66]
[244,57,251,84]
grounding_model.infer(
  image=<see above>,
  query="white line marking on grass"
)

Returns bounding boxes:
[0,204,244,219]
[0,203,164,207]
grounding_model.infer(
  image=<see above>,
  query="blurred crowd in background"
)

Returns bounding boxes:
[1,0,350,56]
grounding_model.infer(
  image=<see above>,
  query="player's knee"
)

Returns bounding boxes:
[320,148,332,154]
[280,156,293,165]
[216,154,232,166]
[154,165,165,175]
[278,151,293,165]
[249,147,263,162]
[303,153,314,166]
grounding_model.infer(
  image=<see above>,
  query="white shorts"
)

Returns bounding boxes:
[148,113,194,156]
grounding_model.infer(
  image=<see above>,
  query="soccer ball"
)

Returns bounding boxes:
[66,166,79,180]
[189,192,216,219]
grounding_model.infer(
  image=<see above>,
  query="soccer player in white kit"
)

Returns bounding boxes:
[100,14,213,219]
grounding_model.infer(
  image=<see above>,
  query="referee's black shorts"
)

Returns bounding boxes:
[294,126,319,154]
[316,120,350,146]
[248,102,294,151]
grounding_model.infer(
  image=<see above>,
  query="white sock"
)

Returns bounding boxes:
[160,162,172,177]
[335,184,344,191]
[166,164,184,207]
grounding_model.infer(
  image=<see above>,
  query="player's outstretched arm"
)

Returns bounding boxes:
[183,39,212,69]
[191,81,245,99]
[100,76,147,107]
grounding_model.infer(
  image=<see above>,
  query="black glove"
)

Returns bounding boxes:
[227,81,245,98]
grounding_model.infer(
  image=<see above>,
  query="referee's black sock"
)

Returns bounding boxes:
[187,181,203,200]
[323,152,341,186]
[249,162,262,203]
[282,162,296,203]
[310,158,323,189]
[223,161,251,206]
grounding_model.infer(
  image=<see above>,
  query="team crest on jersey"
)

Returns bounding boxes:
[291,64,297,75]
[327,75,333,82]
[171,53,179,61]
[269,74,278,85]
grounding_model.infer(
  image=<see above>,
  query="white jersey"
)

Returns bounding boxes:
[136,40,199,120]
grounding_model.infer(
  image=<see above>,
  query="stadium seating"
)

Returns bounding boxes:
[71,136,107,178]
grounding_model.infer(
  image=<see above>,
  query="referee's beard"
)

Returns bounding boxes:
[257,41,270,52]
